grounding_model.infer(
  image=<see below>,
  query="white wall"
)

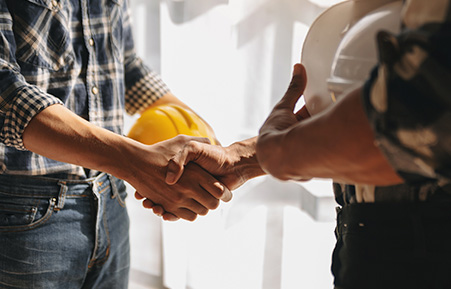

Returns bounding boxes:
[126,1,342,288]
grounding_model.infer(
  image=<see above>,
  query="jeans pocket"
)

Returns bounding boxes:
[11,0,75,71]
[0,195,56,233]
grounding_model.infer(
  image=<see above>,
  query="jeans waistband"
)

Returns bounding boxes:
[0,172,110,199]
[337,198,451,225]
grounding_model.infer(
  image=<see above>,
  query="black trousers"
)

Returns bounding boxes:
[332,200,451,289]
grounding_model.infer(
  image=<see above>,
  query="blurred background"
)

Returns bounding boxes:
[125,0,344,288]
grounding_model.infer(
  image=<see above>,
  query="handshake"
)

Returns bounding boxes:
[132,134,264,222]
[127,62,400,222]
[132,135,264,221]
[129,64,310,222]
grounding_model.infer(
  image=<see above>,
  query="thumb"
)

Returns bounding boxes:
[294,105,311,121]
[165,145,199,185]
[281,63,307,108]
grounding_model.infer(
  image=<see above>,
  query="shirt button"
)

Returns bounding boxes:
[92,86,99,95]
[88,38,95,47]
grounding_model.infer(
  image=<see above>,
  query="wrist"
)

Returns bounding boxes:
[103,135,151,183]
[227,137,265,182]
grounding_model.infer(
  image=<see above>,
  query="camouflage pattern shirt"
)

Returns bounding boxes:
[335,0,451,205]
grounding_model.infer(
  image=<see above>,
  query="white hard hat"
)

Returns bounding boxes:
[301,0,402,115]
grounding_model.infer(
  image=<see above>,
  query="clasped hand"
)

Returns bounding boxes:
[130,135,233,222]
[136,64,310,221]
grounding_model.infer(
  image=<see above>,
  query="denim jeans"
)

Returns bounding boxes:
[0,172,130,289]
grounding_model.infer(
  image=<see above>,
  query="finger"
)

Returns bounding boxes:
[142,199,155,209]
[191,136,211,144]
[153,203,198,221]
[190,184,221,210]
[200,180,228,201]
[166,142,204,185]
[174,208,198,222]
[200,180,233,203]
[165,158,185,185]
[182,163,228,207]
[280,63,308,108]
[220,186,233,202]
[152,204,165,216]
[134,191,145,200]
[179,135,211,145]
[161,212,180,221]
[294,105,311,121]
[186,199,210,216]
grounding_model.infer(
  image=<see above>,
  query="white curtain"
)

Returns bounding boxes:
[126,1,342,288]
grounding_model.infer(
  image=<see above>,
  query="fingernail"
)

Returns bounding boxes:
[220,187,233,202]
[165,172,175,184]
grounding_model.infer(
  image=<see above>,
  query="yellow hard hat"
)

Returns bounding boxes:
[127,104,217,145]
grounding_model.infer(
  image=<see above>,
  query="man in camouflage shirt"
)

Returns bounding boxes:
[162,1,451,287]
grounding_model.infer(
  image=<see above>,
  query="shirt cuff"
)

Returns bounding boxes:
[0,84,63,150]
[125,71,170,115]
[124,57,170,115]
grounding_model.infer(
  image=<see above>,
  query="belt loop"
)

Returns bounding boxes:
[108,174,119,199]
[335,206,343,238]
[55,181,68,211]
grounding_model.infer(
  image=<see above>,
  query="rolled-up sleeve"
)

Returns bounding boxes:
[362,1,451,183]
[122,2,170,116]
[0,8,62,151]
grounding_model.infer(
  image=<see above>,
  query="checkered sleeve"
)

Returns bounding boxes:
[0,76,63,150]
[361,0,451,183]
[0,6,63,151]
[124,63,170,115]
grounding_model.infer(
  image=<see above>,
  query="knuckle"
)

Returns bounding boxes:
[174,134,185,142]
[186,140,201,150]
[172,192,183,203]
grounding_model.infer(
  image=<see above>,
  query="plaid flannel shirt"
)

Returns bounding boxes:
[0,0,169,178]
[335,0,451,204]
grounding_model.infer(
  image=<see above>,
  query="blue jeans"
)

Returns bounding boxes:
[0,173,130,289]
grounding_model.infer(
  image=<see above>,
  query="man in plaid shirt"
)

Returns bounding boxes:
[0,0,232,288]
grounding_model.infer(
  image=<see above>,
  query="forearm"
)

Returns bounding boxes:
[22,104,140,181]
[257,88,402,185]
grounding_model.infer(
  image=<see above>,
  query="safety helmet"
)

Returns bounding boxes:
[127,104,217,145]
[301,0,402,115]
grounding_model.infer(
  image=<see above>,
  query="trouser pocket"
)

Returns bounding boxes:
[0,194,56,233]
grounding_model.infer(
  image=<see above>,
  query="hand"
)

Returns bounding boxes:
[165,142,245,191]
[258,63,310,137]
[124,135,231,221]
[162,137,265,205]
[256,63,311,181]
[256,63,403,185]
